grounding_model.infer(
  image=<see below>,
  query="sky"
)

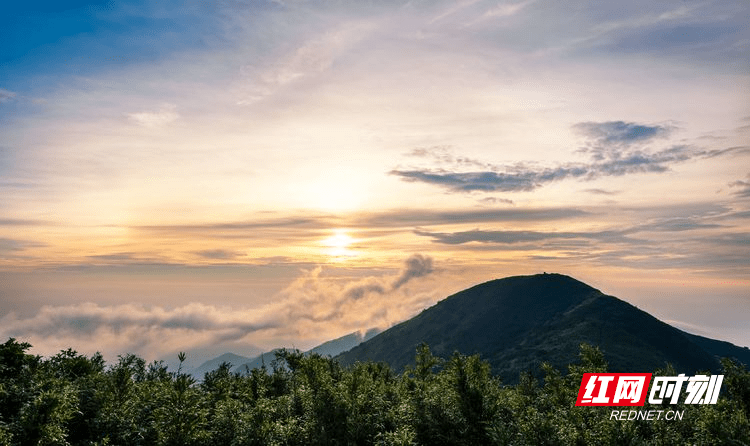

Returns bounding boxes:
[1,0,749,365]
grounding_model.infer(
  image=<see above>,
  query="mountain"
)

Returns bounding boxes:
[307,328,381,357]
[189,352,253,377]
[187,350,282,379]
[336,273,749,383]
[234,330,383,373]
[189,329,381,378]
[162,343,262,374]
[235,349,285,373]
[681,332,750,365]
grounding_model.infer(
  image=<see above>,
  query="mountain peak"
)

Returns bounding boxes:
[337,273,743,383]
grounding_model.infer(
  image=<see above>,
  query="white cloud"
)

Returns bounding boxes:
[238,22,375,104]
[0,255,440,360]
[591,2,702,35]
[428,0,483,25]
[127,103,180,128]
[0,302,278,360]
[482,0,535,19]
[0,88,17,104]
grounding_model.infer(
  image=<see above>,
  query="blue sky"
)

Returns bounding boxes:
[1,0,748,362]
[1,1,222,91]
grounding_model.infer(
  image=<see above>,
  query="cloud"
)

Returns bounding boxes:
[729,175,750,198]
[479,197,514,205]
[0,88,16,104]
[721,210,750,220]
[0,302,282,360]
[238,23,373,103]
[275,254,439,329]
[635,217,723,233]
[0,219,49,226]
[338,254,435,301]
[590,3,701,35]
[128,209,588,252]
[127,104,179,128]
[482,1,534,19]
[131,216,336,247]
[390,151,684,193]
[401,203,750,275]
[574,121,672,157]
[414,228,613,245]
[584,188,620,195]
[592,145,692,176]
[356,207,588,227]
[391,122,737,194]
[406,146,495,170]
[392,254,434,290]
[0,254,439,359]
[410,220,748,274]
[135,216,330,234]
[2,302,278,338]
[86,253,141,262]
[391,169,544,192]
[0,238,45,257]
[414,213,726,247]
[558,1,748,68]
[597,22,748,65]
[194,249,245,260]
[699,146,750,159]
[342,279,387,301]
[663,319,714,338]
[428,0,483,25]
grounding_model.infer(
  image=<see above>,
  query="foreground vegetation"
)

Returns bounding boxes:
[1,338,748,445]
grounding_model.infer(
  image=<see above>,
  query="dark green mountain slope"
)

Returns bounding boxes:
[681,331,750,365]
[336,273,746,383]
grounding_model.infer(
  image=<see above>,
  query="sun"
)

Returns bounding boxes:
[323,232,354,250]
[321,229,358,259]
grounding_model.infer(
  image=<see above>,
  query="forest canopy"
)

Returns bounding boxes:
[0,338,748,445]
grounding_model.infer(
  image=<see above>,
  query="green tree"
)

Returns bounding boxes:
[0,338,40,431]
[152,353,208,446]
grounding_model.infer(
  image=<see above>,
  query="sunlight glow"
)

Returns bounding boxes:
[321,230,358,260]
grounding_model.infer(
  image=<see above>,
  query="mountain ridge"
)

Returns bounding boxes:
[336,273,749,382]
[186,273,749,381]
[187,328,381,378]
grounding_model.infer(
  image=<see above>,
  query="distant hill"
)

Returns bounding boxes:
[233,329,382,373]
[236,349,285,373]
[336,273,748,383]
[163,343,262,375]
[189,329,381,378]
[307,328,381,357]
[681,332,750,365]
[189,352,253,377]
